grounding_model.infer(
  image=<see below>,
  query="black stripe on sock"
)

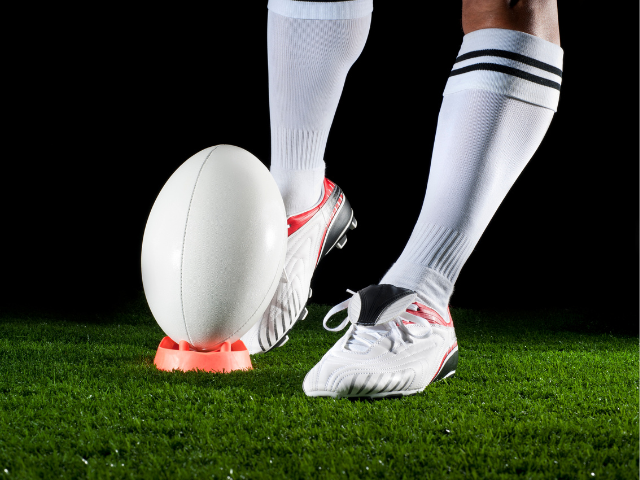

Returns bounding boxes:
[449,63,561,91]
[455,49,563,77]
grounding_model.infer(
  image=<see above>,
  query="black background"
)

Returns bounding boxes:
[4,3,638,328]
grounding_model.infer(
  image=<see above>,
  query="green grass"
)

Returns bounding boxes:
[0,298,637,480]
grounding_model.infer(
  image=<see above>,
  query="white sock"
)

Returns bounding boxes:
[381,28,564,319]
[267,0,372,216]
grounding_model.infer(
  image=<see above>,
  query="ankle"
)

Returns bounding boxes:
[380,262,453,321]
[270,165,325,217]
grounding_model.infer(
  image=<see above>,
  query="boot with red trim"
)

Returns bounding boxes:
[303,284,458,398]
[241,178,357,354]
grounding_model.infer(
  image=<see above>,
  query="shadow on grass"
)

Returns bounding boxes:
[127,354,309,397]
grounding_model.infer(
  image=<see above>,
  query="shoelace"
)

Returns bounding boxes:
[323,290,433,352]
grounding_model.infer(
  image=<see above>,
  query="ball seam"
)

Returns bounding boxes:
[180,146,219,346]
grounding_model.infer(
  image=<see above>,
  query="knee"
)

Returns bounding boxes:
[462,0,560,45]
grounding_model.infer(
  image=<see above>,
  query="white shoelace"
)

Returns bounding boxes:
[323,290,433,352]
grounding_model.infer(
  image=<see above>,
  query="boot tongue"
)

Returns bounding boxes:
[348,284,417,326]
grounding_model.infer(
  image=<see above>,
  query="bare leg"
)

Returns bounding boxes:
[463,0,560,45]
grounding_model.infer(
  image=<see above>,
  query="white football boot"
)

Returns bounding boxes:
[241,178,357,354]
[303,284,458,398]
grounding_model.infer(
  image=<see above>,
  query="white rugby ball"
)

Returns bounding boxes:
[141,145,287,351]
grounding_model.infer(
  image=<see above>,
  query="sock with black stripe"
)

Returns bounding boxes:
[381,28,564,319]
[267,0,372,216]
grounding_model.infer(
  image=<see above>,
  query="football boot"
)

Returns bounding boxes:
[241,178,356,354]
[303,284,458,398]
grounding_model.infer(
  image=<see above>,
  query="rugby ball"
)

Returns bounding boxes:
[141,145,287,351]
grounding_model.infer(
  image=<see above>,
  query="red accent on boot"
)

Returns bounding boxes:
[404,302,454,327]
[286,178,336,236]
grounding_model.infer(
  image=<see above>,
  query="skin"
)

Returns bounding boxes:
[462,0,560,46]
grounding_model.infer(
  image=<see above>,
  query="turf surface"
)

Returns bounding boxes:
[0,298,637,479]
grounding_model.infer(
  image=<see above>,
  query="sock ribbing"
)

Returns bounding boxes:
[382,29,563,313]
[267,3,371,215]
[395,223,474,284]
[272,129,329,171]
